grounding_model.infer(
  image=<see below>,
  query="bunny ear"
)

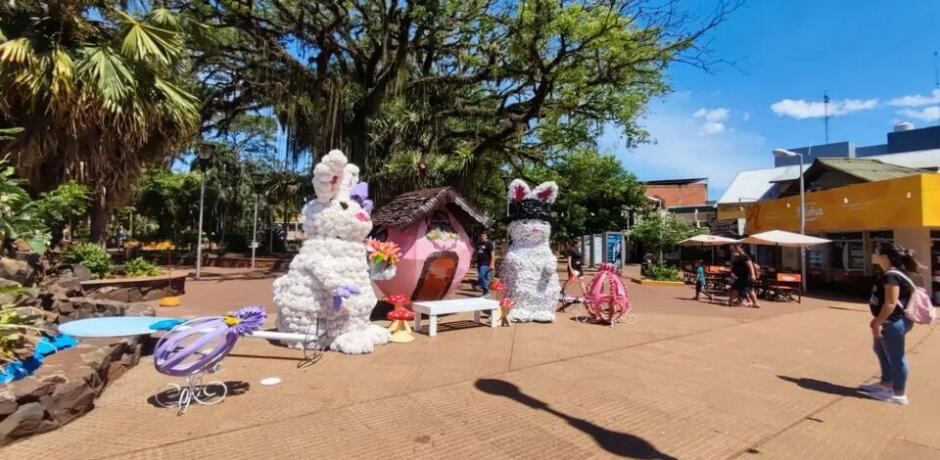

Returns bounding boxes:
[508,179,531,202]
[336,163,360,200]
[532,181,559,204]
[313,150,348,203]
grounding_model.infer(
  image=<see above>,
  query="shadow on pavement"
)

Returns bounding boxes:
[147,380,251,409]
[777,376,869,399]
[475,379,677,460]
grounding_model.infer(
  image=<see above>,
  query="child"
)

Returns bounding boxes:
[694,260,705,301]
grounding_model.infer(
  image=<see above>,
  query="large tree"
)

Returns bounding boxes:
[523,149,649,242]
[177,0,736,204]
[0,1,200,243]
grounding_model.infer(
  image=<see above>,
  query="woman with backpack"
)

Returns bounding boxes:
[861,242,925,405]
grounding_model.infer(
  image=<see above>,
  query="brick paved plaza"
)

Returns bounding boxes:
[3,266,938,460]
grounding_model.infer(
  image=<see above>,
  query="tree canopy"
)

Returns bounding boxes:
[173,0,735,202]
[0,1,201,242]
[0,0,737,249]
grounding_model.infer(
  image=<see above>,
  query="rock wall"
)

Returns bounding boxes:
[0,336,147,446]
[0,262,157,446]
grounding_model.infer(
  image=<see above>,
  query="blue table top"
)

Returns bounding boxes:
[58,317,181,338]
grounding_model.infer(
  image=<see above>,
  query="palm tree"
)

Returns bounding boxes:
[0,1,200,243]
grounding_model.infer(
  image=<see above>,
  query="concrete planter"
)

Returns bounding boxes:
[80,271,186,303]
[629,278,686,287]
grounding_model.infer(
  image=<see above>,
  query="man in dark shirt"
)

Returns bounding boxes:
[476,232,495,297]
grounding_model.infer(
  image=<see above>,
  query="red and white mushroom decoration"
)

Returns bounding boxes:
[386,294,415,343]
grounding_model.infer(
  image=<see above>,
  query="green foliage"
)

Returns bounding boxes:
[631,213,705,263]
[179,0,732,226]
[133,168,202,240]
[0,2,201,243]
[63,242,112,278]
[34,181,90,226]
[0,157,49,252]
[0,304,48,364]
[0,127,23,141]
[647,263,682,282]
[524,150,649,242]
[123,257,164,277]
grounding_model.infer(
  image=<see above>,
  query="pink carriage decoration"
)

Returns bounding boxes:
[584,263,630,324]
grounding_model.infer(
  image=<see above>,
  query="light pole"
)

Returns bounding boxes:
[195,144,214,280]
[773,148,807,293]
[250,170,266,269]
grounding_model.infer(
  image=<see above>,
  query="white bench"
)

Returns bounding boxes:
[412,298,501,337]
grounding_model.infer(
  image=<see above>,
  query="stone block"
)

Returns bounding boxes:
[0,402,45,445]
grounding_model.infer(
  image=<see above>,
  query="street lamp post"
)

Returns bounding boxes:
[195,144,214,280]
[250,171,266,269]
[773,148,807,293]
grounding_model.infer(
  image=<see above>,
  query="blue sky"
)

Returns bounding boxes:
[601,0,940,200]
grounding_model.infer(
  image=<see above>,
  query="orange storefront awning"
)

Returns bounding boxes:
[732,174,940,234]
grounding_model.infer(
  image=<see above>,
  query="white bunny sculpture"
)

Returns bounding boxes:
[501,179,561,323]
[272,150,391,354]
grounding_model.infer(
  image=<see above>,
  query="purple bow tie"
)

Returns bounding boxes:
[351,182,373,214]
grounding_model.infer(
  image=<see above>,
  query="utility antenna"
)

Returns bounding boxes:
[934,51,939,89]
[823,92,830,144]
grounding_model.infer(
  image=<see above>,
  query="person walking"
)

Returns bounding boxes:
[693,259,706,301]
[560,241,585,305]
[860,242,920,405]
[728,245,760,307]
[475,232,495,297]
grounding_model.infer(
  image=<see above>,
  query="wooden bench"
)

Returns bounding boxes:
[412,298,501,337]
[763,273,802,303]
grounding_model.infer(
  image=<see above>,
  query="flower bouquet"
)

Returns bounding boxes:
[367,239,401,280]
[489,279,507,301]
[498,297,514,327]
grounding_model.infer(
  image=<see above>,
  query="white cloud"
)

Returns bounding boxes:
[699,122,726,135]
[693,107,730,136]
[888,89,940,107]
[601,104,767,199]
[770,98,878,119]
[898,106,940,122]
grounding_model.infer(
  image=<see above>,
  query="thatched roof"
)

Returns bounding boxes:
[371,187,491,231]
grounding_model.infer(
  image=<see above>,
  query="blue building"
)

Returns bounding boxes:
[774,123,940,167]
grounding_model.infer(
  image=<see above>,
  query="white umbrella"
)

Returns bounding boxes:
[679,234,739,247]
[738,230,830,248]
[679,234,738,266]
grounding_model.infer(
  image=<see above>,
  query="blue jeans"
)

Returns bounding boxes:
[874,317,913,394]
[478,265,491,294]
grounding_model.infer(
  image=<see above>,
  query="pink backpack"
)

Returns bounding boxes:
[888,269,936,325]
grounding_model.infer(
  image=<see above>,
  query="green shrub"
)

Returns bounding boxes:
[62,242,112,278]
[123,257,164,277]
[0,308,48,364]
[648,263,682,282]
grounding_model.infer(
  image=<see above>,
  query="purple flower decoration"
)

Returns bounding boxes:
[154,306,268,377]
[351,182,374,214]
[228,305,266,337]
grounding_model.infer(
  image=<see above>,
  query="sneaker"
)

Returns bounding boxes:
[859,382,891,393]
[863,389,909,405]
[481,292,490,299]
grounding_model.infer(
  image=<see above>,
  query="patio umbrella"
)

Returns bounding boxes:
[738,230,830,248]
[679,234,738,265]
[678,235,739,246]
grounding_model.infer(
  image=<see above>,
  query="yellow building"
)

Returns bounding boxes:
[718,160,940,300]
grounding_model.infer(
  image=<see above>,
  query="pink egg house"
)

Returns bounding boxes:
[370,187,491,300]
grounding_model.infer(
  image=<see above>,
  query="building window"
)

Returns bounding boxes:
[429,211,454,233]
[829,232,864,271]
